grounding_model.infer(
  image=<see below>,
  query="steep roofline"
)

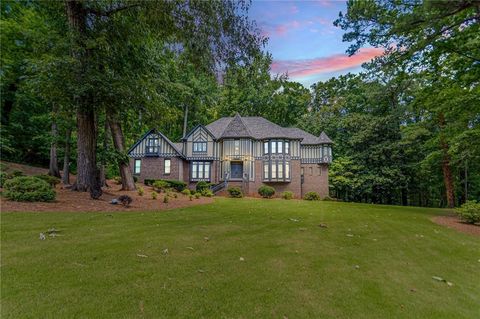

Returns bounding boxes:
[127,128,184,157]
[182,124,217,141]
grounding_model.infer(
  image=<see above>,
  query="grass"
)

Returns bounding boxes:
[2,198,479,318]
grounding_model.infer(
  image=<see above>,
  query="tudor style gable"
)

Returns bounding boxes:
[183,125,218,160]
[127,129,182,158]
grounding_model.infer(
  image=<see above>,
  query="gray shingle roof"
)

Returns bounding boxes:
[205,115,332,144]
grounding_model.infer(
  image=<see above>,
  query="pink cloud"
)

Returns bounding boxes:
[271,48,384,78]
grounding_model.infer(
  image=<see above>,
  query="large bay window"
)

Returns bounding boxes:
[263,161,290,181]
[191,161,211,180]
[263,140,290,155]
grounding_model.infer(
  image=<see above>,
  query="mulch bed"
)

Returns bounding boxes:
[432,215,480,237]
[1,181,213,213]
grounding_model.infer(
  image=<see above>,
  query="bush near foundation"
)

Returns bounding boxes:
[258,185,275,198]
[227,186,243,198]
[303,191,320,201]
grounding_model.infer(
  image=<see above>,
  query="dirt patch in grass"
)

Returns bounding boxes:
[1,181,212,213]
[432,215,480,237]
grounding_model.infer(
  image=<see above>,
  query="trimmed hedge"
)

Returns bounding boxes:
[258,185,275,198]
[3,176,56,202]
[304,191,320,201]
[227,186,243,198]
[145,179,186,191]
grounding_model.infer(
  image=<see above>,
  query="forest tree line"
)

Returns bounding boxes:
[1,0,479,207]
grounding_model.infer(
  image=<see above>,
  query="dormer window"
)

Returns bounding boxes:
[193,142,207,153]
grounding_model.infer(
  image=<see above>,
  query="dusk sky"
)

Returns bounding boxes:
[249,0,383,87]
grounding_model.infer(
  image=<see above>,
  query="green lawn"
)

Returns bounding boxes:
[2,198,479,318]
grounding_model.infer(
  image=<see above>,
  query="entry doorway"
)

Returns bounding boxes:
[230,161,244,180]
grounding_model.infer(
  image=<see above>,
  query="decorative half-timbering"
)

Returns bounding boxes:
[128,114,333,198]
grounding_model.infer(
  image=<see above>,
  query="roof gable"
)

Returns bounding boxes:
[221,113,252,138]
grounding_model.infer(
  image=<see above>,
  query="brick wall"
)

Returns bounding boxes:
[130,157,182,182]
[300,163,329,198]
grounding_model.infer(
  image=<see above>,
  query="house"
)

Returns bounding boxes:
[127,114,333,198]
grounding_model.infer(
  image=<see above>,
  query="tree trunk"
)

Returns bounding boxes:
[100,119,110,187]
[66,0,102,198]
[62,127,71,185]
[438,113,455,208]
[49,104,61,178]
[183,104,189,137]
[106,108,136,191]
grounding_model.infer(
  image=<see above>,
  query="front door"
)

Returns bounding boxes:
[230,162,243,179]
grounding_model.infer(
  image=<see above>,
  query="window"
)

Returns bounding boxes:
[277,161,283,178]
[285,162,290,179]
[271,141,277,154]
[193,142,207,153]
[234,140,240,155]
[134,159,141,174]
[146,138,159,153]
[264,162,269,179]
[264,141,269,154]
[277,141,283,154]
[164,159,171,174]
[191,161,211,180]
[285,141,289,154]
[271,162,277,179]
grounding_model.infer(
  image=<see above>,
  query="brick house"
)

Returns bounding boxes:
[128,114,332,198]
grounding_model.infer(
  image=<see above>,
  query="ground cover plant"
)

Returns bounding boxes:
[2,199,479,318]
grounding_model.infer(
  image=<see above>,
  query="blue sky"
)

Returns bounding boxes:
[248,0,382,87]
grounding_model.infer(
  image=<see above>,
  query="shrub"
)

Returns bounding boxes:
[144,179,155,186]
[181,189,191,196]
[189,194,194,201]
[0,163,7,171]
[196,181,211,193]
[304,191,320,201]
[201,189,214,197]
[0,171,10,187]
[153,180,169,192]
[282,191,294,200]
[151,191,158,199]
[227,186,243,198]
[163,195,169,203]
[194,192,201,199]
[455,200,480,224]
[258,185,275,198]
[118,195,133,207]
[3,176,56,202]
[11,170,24,177]
[133,175,138,183]
[165,180,187,192]
[34,174,61,187]
[137,186,144,196]
[322,196,335,201]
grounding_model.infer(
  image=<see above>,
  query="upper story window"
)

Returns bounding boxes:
[193,141,207,153]
[146,138,159,153]
[234,140,240,155]
[263,140,290,155]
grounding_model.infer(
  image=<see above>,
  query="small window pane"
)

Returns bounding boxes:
[192,162,198,179]
[271,163,277,179]
[234,140,240,155]
[271,141,277,154]
[285,162,290,179]
[199,162,204,178]
[264,141,269,154]
[205,162,210,179]
[278,141,283,154]
[285,141,289,154]
[264,162,269,179]
[164,159,171,174]
[277,162,283,178]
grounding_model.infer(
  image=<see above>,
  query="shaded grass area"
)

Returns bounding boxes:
[2,198,479,318]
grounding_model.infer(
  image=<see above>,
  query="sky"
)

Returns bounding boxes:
[248,0,383,87]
